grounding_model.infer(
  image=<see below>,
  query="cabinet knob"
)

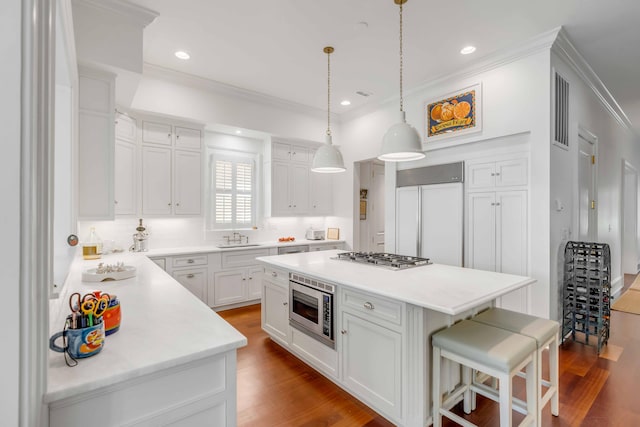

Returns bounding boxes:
[288,205,292,208]
[491,202,495,206]
[168,133,171,138]
[114,200,118,204]
[271,272,277,277]
[242,277,246,281]
[176,203,180,207]
[292,152,296,155]
[283,302,288,306]
[495,172,501,176]
[491,173,495,176]
[341,330,347,335]
[364,302,375,310]
[187,259,195,264]
[293,205,297,208]
[495,202,501,206]
[186,274,195,279]
[249,276,253,280]
[168,202,172,206]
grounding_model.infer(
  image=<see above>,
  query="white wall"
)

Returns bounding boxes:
[0,0,21,423]
[338,49,552,317]
[550,50,639,317]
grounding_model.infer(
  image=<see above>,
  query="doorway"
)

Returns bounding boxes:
[622,160,638,274]
[356,159,385,252]
[577,129,597,242]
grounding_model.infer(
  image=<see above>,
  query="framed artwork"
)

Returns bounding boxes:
[327,228,340,240]
[425,83,482,142]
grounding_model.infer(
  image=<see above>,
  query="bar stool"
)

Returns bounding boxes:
[432,320,537,427]
[471,308,560,426]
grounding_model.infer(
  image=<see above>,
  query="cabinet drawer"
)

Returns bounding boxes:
[341,288,403,326]
[264,266,288,287]
[172,254,208,268]
[142,120,172,146]
[175,126,201,150]
[221,249,270,269]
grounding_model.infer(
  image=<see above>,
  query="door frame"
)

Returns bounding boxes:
[575,125,598,242]
[620,159,639,275]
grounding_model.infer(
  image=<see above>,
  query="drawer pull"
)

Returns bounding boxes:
[186,274,195,278]
[341,330,347,335]
[187,259,195,264]
[363,302,375,310]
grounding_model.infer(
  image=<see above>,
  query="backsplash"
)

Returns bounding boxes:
[78,216,336,251]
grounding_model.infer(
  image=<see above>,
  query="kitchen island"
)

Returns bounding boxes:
[46,252,247,427]
[257,250,536,427]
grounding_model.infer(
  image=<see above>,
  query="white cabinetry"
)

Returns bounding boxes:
[114,138,137,215]
[140,117,202,217]
[78,67,115,220]
[209,249,268,309]
[172,268,207,301]
[309,168,333,215]
[149,254,209,304]
[272,142,309,163]
[213,270,247,306]
[261,266,290,347]
[466,157,528,312]
[271,161,310,215]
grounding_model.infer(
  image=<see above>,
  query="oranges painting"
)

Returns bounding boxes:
[430,104,442,121]
[440,102,455,121]
[453,101,471,119]
[428,90,476,137]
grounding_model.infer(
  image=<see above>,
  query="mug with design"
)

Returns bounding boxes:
[49,320,105,359]
[104,297,121,336]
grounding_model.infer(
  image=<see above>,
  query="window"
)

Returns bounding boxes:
[210,155,256,229]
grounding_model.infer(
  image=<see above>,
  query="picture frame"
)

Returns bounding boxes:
[425,83,482,142]
[327,228,340,240]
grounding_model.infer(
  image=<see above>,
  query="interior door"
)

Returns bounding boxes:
[578,135,596,241]
[420,183,463,266]
[369,163,386,252]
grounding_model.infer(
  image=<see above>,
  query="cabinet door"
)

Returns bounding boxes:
[173,150,201,215]
[290,164,310,213]
[272,142,291,161]
[142,121,172,146]
[495,158,527,188]
[262,280,289,345]
[172,268,207,303]
[142,145,172,215]
[495,190,528,312]
[114,140,137,215]
[420,183,463,266]
[467,192,496,272]
[115,113,136,142]
[310,172,333,215]
[213,269,247,306]
[271,161,292,215]
[247,266,263,300]
[341,312,402,420]
[175,126,201,150]
[467,162,496,190]
[395,186,419,257]
[290,146,309,163]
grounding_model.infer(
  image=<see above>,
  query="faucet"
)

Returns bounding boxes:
[222,232,249,245]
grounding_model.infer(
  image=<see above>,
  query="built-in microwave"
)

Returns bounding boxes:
[289,273,335,349]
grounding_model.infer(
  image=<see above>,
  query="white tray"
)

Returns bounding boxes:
[82,265,136,282]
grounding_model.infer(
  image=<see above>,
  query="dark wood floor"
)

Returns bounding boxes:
[219,275,640,426]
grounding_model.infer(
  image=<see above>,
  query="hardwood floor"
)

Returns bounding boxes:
[219,276,640,426]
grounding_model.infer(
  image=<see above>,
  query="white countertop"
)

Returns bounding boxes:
[145,239,345,257]
[46,252,247,403]
[257,250,536,316]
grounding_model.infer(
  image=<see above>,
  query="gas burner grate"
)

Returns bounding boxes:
[333,252,431,270]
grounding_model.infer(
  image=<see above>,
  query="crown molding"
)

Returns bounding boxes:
[142,63,338,123]
[72,0,158,27]
[342,27,562,123]
[552,28,633,131]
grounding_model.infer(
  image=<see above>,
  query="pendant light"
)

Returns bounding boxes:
[378,0,425,162]
[311,46,346,173]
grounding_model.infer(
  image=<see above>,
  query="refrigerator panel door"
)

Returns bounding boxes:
[420,183,464,266]
[395,187,420,257]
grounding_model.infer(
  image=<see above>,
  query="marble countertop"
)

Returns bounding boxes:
[46,252,247,403]
[145,239,345,257]
[257,250,536,316]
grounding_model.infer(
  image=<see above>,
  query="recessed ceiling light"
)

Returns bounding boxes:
[460,46,476,55]
[174,50,190,60]
[235,130,242,134]
[340,100,351,106]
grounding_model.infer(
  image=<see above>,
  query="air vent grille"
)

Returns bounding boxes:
[554,72,569,147]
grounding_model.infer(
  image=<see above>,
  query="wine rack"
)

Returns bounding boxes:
[562,241,610,354]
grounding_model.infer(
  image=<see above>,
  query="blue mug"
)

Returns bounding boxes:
[49,322,105,359]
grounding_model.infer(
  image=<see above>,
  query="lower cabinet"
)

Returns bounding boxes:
[211,266,263,308]
[261,279,289,346]
[172,268,207,302]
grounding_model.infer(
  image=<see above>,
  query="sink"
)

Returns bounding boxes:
[216,243,262,249]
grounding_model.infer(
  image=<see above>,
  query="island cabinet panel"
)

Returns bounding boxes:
[262,279,290,347]
[341,311,402,421]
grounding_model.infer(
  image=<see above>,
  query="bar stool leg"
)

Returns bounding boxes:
[498,372,512,427]
[433,346,442,427]
[526,358,537,427]
[463,365,472,414]
[550,337,559,416]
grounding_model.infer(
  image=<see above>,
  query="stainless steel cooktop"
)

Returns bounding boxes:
[332,252,431,270]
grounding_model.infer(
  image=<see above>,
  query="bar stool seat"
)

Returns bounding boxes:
[432,320,537,427]
[472,308,560,426]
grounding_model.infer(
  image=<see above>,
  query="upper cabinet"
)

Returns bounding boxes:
[266,141,333,217]
[467,158,528,190]
[78,67,115,220]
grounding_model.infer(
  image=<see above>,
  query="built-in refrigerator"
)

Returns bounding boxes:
[395,162,464,267]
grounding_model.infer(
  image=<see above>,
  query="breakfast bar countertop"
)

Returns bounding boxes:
[46,252,247,403]
[257,250,536,315]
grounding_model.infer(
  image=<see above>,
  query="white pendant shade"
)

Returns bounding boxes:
[378,111,425,162]
[312,135,346,173]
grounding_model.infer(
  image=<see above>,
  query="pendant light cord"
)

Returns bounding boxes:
[399,1,404,113]
[327,49,331,136]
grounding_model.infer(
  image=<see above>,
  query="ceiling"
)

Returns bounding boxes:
[129,0,640,128]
